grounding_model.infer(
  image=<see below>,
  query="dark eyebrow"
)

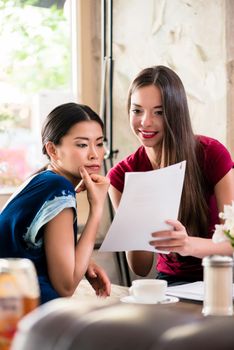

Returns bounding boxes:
[74,136,104,141]
[131,103,162,109]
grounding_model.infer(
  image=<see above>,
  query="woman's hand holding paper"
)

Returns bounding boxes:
[149,219,192,256]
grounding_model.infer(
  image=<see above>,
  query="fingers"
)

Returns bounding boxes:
[87,265,97,278]
[99,274,111,295]
[93,282,110,297]
[96,282,111,297]
[149,238,181,248]
[75,167,91,193]
[77,167,110,187]
[91,264,111,296]
[151,220,186,239]
[90,173,110,185]
[97,287,110,297]
[79,166,91,183]
[77,167,109,209]
[149,220,187,252]
[88,277,111,297]
[165,219,185,231]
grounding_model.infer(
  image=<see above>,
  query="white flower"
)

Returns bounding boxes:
[212,201,234,246]
[213,224,229,243]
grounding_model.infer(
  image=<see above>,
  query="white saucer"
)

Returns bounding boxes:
[120,295,179,305]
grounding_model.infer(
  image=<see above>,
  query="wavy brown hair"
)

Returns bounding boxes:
[127,65,208,236]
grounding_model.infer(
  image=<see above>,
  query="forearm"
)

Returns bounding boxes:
[45,200,107,297]
[73,209,103,283]
[126,251,154,276]
[189,237,233,259]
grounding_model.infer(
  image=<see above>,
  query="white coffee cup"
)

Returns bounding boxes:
[129,279,167,303]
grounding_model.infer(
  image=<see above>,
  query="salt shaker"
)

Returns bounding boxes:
[202,255,233,316]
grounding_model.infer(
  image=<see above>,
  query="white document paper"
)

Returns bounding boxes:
[99,161,186,252]
[167,281,204,301]
[167,281,234,301]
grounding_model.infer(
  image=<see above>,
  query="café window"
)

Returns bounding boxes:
[0,0,74,193]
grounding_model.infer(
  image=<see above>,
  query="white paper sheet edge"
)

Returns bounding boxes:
[167,281,234,301]
[100,161,186,252]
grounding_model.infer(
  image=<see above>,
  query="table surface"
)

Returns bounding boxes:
[168,298,203,313]
[73,279,204,315]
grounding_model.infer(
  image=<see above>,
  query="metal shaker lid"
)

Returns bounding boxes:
[202,255,233,267]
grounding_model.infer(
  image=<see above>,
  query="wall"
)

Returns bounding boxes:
[111,0,230,162]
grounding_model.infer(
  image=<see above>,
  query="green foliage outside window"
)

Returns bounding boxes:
[0,0,70,188]
[0,0,70,94]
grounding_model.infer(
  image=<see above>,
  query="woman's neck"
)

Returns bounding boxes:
[47,164,80,187]
[145,146,164,170]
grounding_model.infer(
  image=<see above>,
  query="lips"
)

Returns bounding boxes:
[139,130,159,139]
[85,165,100,172]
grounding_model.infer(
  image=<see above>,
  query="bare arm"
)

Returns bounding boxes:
[150,169,234,258]
[44,167,110,297]
[214,168,234,213]
[109,184,154,276]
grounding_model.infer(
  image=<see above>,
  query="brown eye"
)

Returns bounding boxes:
[97,142,104,147]
[131,109,142,114]
[154,110,163,116]
[76,144,87,148]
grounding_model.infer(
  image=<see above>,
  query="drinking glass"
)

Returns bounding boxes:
[0,258,40,350]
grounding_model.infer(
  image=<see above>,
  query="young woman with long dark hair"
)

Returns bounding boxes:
[108,66,234,285]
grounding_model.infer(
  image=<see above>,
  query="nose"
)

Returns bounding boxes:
[88,146,99,160]
[140,111,154,127]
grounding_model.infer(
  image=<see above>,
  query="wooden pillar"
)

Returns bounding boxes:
[71,0,101,112]
[226,0,234,157]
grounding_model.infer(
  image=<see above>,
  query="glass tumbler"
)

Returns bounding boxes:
[0,258,40,350]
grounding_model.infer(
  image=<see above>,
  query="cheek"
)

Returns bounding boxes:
[130,116,138,130]
[68,149,84,161]
[99,148,106,159]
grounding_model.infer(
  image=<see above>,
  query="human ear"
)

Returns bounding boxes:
[45,142,58,160]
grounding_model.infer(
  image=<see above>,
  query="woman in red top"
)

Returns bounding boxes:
[108,65,234,284]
